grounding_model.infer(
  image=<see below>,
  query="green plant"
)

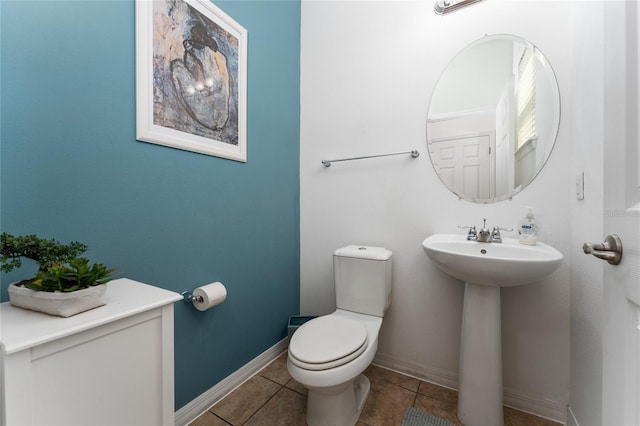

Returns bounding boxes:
[1,233,116,292]
[28,258,116,292]
[0,233,87,273]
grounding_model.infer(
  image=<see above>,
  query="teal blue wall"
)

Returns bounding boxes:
[0,0,300,409]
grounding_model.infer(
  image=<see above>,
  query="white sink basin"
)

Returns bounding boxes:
[422,233,563,287]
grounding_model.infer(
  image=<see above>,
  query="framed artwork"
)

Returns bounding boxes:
[136,0,247,161]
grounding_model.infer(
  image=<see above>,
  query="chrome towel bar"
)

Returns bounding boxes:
[322,149,420,167]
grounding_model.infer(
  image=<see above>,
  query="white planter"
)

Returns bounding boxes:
[8,282,107,317]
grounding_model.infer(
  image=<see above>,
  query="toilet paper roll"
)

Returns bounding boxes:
[192,282,227,311]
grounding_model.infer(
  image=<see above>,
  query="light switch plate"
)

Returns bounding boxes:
[576,172,584,200]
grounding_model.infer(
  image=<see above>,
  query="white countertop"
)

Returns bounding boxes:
[0,278,182,355]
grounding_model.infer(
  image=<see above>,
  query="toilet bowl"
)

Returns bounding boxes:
[288,310,382,426]
[287,245,392,426]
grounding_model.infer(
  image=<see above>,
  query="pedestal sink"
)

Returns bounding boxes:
[422,234,563,426]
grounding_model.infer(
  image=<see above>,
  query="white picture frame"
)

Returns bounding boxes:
[136,0,247,162]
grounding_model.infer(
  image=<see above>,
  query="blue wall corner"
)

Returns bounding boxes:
[0,0,301,409]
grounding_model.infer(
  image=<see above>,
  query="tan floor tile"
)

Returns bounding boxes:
[211,375,281,425]
[205,354,563,426]
[504,406,562,426]
[359,378,416,426]
[285,377,308,396]
[417,380,458,405]
[244,387,307,426]
[189,411,231,426]
[364,364,421,392]
[259,352,292,385]
[414,394,463,426]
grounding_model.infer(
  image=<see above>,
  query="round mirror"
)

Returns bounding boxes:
[426,34,561,203]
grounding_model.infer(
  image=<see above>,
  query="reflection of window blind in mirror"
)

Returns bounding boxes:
[516,48,537,150]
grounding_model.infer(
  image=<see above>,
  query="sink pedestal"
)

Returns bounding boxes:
[422,234,564,426]
[458,282,504,426]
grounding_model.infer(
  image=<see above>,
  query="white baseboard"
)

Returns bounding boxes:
[373,352,567,424]
[566,405,579,426]
[373,352,459,390]
[174,338,289,426]
[503,387,567,424]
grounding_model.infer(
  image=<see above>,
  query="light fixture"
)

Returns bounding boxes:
[434,0,485,15]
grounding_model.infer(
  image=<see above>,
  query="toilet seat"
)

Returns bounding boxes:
[289,315,368,371]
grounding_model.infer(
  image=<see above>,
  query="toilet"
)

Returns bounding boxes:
[287,245,393,426]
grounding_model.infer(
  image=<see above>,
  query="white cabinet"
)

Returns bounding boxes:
[0,279,182,426]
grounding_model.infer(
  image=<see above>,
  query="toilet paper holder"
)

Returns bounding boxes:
[181,282,227,311]
[181,291,203,304]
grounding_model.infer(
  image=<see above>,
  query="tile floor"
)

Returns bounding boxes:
[190,352,562,426]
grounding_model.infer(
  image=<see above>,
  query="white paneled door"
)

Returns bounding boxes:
[601,2,640,425]
[429,133,493,200]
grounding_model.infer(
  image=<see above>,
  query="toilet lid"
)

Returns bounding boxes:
[289,315,368,370]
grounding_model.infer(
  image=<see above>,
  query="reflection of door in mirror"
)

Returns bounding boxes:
[428,112,495,200]
[495,80,516,197]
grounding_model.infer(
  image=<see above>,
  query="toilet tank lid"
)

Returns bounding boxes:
[334,245,392,261]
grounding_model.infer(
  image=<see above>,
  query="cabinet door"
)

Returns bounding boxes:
[4,307,174,426]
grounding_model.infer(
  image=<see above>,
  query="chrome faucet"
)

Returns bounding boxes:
[476,218,491,242]
[459,219,513,243]
[458,225,477,241]
[491,226,513,243]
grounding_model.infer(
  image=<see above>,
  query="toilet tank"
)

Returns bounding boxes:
[333,245,393,317]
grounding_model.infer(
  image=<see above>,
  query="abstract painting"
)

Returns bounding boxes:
[136,0,247,161]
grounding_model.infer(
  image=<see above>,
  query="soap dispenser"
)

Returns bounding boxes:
[518,207,538,245]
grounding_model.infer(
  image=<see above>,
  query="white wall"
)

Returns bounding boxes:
[300,0,574,421]
[429,38,513,115]
[568,3,605,425]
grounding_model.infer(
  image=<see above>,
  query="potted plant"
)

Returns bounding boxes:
[1,232,117,317]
